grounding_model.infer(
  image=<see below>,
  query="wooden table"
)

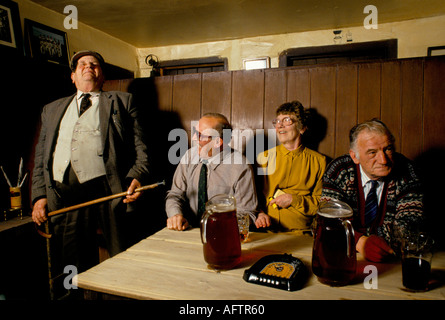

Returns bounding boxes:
[74,227,445,300]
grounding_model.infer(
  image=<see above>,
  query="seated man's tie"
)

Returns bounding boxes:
[197,161,208,217]
[364,180,378,227]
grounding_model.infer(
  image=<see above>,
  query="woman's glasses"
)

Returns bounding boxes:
[272,117,295,127]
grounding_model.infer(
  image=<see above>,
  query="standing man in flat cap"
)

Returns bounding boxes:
[31,51,150,277]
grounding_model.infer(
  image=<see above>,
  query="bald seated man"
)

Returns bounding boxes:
[166,113,258,230]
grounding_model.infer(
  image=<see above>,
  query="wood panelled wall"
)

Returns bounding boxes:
[103,56,445,162]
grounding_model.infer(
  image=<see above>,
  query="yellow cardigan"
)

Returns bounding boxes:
[257,144,326,232]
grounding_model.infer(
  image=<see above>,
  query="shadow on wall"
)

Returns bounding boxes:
[121,77,185,246]
[415,147,445,250]
[303,108,330,162]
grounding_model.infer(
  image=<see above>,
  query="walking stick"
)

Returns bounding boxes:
[37,180,165,300]
[35,180,165,238]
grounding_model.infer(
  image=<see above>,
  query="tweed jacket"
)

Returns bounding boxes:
[31,90,150,215]
[321,153,424,245]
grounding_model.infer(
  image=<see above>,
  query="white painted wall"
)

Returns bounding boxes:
[137,15,445,77]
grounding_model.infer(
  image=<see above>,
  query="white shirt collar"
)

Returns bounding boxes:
[359,165,382,187]
[359,165,371,187]
[360,165,385,204]
[185,145,231,166]
[76,90,100,99]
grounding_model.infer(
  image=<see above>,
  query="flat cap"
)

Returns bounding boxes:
[70,50,105,71]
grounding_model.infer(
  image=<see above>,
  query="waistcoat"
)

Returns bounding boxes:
[52,97,106,183]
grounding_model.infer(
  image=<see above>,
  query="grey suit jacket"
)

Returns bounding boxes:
[31,91,150,213]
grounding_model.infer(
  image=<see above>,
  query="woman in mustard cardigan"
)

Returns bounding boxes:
[256,101,326,233]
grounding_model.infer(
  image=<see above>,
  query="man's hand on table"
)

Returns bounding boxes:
[167,214,190,231]
[356,235,395,262]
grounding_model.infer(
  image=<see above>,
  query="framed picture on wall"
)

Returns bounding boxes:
[0,0,23,53]
[243,57,270,70]
[24,18,70,66]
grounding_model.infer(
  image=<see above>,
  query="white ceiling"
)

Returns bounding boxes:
[30,0,445,48]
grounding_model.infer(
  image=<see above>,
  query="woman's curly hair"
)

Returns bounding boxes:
[276,100,310,130]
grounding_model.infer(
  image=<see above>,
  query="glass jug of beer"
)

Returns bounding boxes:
[312,199,356,286]
[200,194,241,270]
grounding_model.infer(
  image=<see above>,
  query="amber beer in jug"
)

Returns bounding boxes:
[312,200,356,286]
[200,194,241,270]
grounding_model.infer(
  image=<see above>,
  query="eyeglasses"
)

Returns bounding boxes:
[272,117,295,127]
[192,127,217,141]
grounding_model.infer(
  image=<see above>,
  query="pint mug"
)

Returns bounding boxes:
[401,232,434,291]
[200,194,241,270]
[312,199,356,286]
[236,211,250,242]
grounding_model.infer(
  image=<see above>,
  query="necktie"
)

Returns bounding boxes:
[197,161,208,217]
[364,180,378,227]
[79,93,91,116]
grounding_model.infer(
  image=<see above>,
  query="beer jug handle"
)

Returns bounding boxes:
[200,210,211,244]
[342,220,355,258]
